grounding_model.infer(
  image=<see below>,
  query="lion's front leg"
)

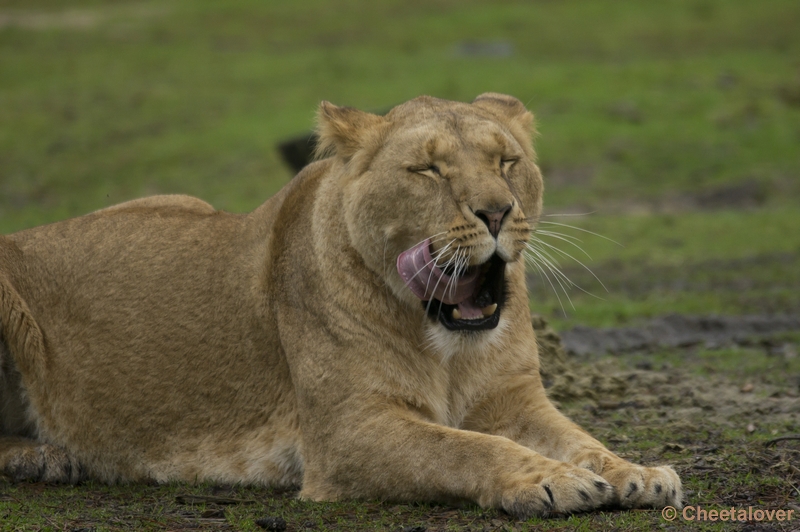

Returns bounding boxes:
[299,405,614,518]
[465,375,683,510]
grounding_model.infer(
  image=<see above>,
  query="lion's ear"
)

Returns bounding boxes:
[315,101,385,160]
[472,93,534,133]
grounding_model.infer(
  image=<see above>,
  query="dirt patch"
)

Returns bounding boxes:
[541,177,777,216]
[689,178,769,210]
[533,313,799,418]
[0,4,166,31]
[559,313,800,357]
[534,314,800,531]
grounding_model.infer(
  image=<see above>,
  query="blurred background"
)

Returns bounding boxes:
[2,0,799,330]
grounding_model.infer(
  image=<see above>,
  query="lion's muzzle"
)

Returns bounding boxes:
[397,239,507,331]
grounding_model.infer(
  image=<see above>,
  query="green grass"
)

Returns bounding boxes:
[2,0,799,232]
[530,207,800,328]
[3,0,799,328]
[2,0,800,530]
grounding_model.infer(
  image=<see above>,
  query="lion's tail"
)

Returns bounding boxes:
[0,244,47,384]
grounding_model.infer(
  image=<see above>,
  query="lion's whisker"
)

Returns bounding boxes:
[542,211,597,217]
[525,241,594,304]
[536,229,586,247]
[526,242,574,286]
[523,251,571,314]
[426,240,455,287]
[530,236,609,294]
[537,220,623,247]
[524,244,576,308]
[534,230,592,260]
[424,241,455,320]
[443,250,462,304]
[408,238,454,289]
[525,240,606,303]
[407,231,448,252]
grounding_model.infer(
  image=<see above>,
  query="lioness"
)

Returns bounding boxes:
[0,94,681,516]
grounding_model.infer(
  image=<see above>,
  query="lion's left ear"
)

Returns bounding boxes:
[315,101,385,160]
[472,93,534,133]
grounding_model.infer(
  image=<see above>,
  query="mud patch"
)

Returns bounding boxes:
[559,313,800,357]
[534,314,800,529]
[689,178,769,210]
[533,312,799,437]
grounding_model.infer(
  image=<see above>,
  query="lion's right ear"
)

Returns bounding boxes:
[315,102,385,160]
[472,93,534,134]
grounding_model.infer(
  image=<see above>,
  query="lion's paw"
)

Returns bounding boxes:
[603,464,682,509]
[4,443,81,484]
[502,466,614,518]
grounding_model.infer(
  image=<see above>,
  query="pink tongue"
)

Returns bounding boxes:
[396,239,480,305]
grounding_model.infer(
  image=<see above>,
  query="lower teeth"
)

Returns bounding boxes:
[451,304,497,321]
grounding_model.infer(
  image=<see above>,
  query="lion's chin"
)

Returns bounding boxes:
[423,254,507,332]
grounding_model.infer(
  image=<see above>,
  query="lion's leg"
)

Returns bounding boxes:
[464,375,682,510]
[0,436,82,483]
[0,338,81,484]
[300,406,614,518]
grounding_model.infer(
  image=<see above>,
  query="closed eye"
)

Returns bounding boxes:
[408,164,441,178]
[500,158,518,172]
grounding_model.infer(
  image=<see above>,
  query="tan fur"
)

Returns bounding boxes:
[0,94,681,516]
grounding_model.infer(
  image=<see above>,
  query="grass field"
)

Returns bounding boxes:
[1,0,799,530]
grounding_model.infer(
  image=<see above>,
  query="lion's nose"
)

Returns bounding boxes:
[476,204,511,238]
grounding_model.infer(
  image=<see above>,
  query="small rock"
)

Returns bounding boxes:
[741,383,754,393]
[255,516,287,532]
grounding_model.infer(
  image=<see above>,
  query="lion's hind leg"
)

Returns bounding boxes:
[0,337,82,484]
[0,436,82,483]
[0,301,81,484]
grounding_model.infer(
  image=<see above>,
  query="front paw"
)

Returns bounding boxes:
[501,464,615,518]
[603,464,682,509]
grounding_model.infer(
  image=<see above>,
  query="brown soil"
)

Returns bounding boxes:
[560,313,800,357]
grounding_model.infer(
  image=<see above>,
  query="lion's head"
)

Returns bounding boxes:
[315,93,543,334]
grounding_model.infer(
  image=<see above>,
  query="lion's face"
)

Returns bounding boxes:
[316,94,543,334]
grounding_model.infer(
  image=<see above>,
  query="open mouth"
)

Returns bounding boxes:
[397,239,508,331]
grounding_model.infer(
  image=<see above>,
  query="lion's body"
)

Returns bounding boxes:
[1,192,302,485]
[0,95,681,515]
